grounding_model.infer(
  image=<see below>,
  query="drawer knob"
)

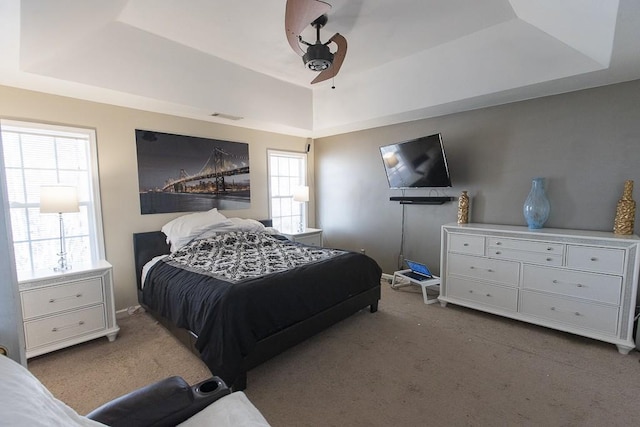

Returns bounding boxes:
[546,247,553,251]
[495,251,501,255]
[496,242,502,246]
[552,279,583,288]
[550,307,581,316]
[485,293,491,297]
[590,257,598,262]
[546,258,552,262]
[463,243,469,247]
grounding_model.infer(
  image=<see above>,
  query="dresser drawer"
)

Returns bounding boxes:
[448,253,519,286]
[522,265,622,305]
[566,245,625,275]
[448,234,485,256]
[487,247,563,266]
[24,305,106,350]
[447,276,518,311]
[520,291,618,336]
[487,237,564,255]
[21,278,104,320]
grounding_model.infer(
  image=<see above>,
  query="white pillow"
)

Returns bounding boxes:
[228,217,266,232]
[197,218,266,240]
[161,208,231,252]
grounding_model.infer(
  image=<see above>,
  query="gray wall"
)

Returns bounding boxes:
[315,79,640,275]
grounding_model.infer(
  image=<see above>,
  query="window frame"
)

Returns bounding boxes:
[266,149,308,233]
[0,119,105,278]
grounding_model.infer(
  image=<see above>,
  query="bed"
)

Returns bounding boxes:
[133,211,382,390]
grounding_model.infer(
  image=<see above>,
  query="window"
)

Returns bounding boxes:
[0,120,104,279]
[267,150,307,233]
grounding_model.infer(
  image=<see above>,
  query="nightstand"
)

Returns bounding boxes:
[19,260,119,358]
[281,228,323,247]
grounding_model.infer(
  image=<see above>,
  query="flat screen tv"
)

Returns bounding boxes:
[379,133,452,189]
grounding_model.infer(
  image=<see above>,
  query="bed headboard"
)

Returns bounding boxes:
[133,231,170,290]
[133,219,274,291]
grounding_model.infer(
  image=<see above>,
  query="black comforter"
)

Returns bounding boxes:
[141,235,382,386]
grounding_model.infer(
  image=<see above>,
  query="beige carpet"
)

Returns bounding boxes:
[29,282,640,426]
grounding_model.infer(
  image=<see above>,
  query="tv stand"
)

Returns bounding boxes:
[389,196,454,205]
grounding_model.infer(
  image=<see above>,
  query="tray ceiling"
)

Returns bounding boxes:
[1,0,638,137]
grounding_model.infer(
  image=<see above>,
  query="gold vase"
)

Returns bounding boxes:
[614,180,636,235]
[457,190,470,224]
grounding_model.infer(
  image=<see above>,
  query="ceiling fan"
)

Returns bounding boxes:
[285,0,348,85]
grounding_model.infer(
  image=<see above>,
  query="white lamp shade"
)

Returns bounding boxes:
[40,185,80,213]
[292,185,309,202]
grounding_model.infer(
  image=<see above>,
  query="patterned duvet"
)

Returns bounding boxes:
[164,231,346,282]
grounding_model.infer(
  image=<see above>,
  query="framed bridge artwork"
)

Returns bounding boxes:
[135,129,250,214]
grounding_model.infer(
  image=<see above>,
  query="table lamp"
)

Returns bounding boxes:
[292,185,309,232]
[40,185,79,272]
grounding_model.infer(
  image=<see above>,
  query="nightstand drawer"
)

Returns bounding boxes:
[24,305,106,349]
[448,234,485,255]
[295,233,322,247]
[281,228,323,247]
[21,278,104,320]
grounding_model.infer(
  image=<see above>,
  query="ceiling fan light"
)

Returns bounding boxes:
[303,43,334,72]
[306,58,332,71]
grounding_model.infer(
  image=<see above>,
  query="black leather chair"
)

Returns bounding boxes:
[86,376,230,427]
[0,355,270,427]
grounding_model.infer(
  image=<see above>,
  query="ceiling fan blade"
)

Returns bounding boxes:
[311,33,347,84]
[285,0,332,56]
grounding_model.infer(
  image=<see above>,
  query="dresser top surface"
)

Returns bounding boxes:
[18,260,112,284]
[444,223,640,242]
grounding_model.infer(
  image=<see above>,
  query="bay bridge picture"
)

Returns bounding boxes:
[135,129,251,214]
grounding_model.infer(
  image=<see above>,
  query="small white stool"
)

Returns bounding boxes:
[391,270,441,304]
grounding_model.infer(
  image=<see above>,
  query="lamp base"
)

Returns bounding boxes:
[53,213,71,272]
[53,251,71,272]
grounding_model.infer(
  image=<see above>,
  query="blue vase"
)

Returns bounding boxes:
[523,177,550,229]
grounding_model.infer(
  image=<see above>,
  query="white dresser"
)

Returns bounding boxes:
[440,223,640,354]
[19,260,119,358]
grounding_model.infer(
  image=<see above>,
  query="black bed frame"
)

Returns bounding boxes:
[133,224,381,390]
